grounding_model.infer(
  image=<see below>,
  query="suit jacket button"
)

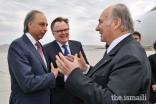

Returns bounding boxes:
[49,93,51,95]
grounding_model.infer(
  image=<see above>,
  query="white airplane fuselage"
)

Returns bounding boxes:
[134,10,156,46]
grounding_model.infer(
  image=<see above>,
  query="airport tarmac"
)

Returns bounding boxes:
[0,45,155,104]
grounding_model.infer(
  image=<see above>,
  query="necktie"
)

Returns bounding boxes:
[62,44,69,56]
[103,50,107,57]
[35,41,44,62]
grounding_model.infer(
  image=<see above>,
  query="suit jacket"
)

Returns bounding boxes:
[65,35,151,104]
[7,34,56,104]
[148,54,156,102]
[43,40,89,104]
[148,54,156,85]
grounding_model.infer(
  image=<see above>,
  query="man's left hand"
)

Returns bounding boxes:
[66,51,88,72]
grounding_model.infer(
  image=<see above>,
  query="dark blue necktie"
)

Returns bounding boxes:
[62,44,70,56]
[103,50,107,58]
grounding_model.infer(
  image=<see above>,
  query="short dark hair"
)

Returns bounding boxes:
[50,17,69,32]
[133,31,141,38]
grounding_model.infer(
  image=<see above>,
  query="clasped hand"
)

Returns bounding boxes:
[56,51,88,76]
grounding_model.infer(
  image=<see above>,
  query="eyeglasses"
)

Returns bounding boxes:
[53,28,69,34]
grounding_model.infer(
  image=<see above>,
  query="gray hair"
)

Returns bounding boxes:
[23,10,43,33]
[108,4,134,33]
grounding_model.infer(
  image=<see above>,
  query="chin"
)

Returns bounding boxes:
[101,39,105,42]
[100,38,103,42]
[62,39,68,43]
[63,41,68,44]
[38,37,43,40]
[60,41,67,44]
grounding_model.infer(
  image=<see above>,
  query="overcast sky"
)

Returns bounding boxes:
[0,0,156,45]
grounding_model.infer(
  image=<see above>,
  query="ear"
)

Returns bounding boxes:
[52,32,55,36]
[113,18,121,30]
[28,22,32,30]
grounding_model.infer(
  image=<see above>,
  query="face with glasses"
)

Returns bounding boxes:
[52,21,69,44]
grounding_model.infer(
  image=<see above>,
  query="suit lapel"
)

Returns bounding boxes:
[22,34,48,72]
[87,35,134,77]
[53,41,65,81]
[41,45,49,72]
[87,56,112,77]
[68,40,74,54]
[53,40,64,55]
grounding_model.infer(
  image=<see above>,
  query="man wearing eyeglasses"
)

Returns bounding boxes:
[43,17,89,104]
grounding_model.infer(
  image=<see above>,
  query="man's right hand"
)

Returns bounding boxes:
[50,62,58,78]
[78,51,88,72]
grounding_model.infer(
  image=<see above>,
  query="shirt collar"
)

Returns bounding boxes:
[25,33,37,45]
[56,41,69,47]
[107,33,130,53]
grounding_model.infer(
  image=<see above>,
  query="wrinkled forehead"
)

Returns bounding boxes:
[35,13,47,22]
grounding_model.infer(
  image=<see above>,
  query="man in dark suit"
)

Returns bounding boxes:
[43,17,89,104]
[148,41,156,104]
[132,31,141,42]
[55,4,151,104]
[7,10,57,104]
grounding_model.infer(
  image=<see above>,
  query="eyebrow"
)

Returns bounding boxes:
[39,22,48,26]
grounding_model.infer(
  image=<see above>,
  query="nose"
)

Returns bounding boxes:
[44,25,48,32]
[62,30,66,34]
[95,24,100,31]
